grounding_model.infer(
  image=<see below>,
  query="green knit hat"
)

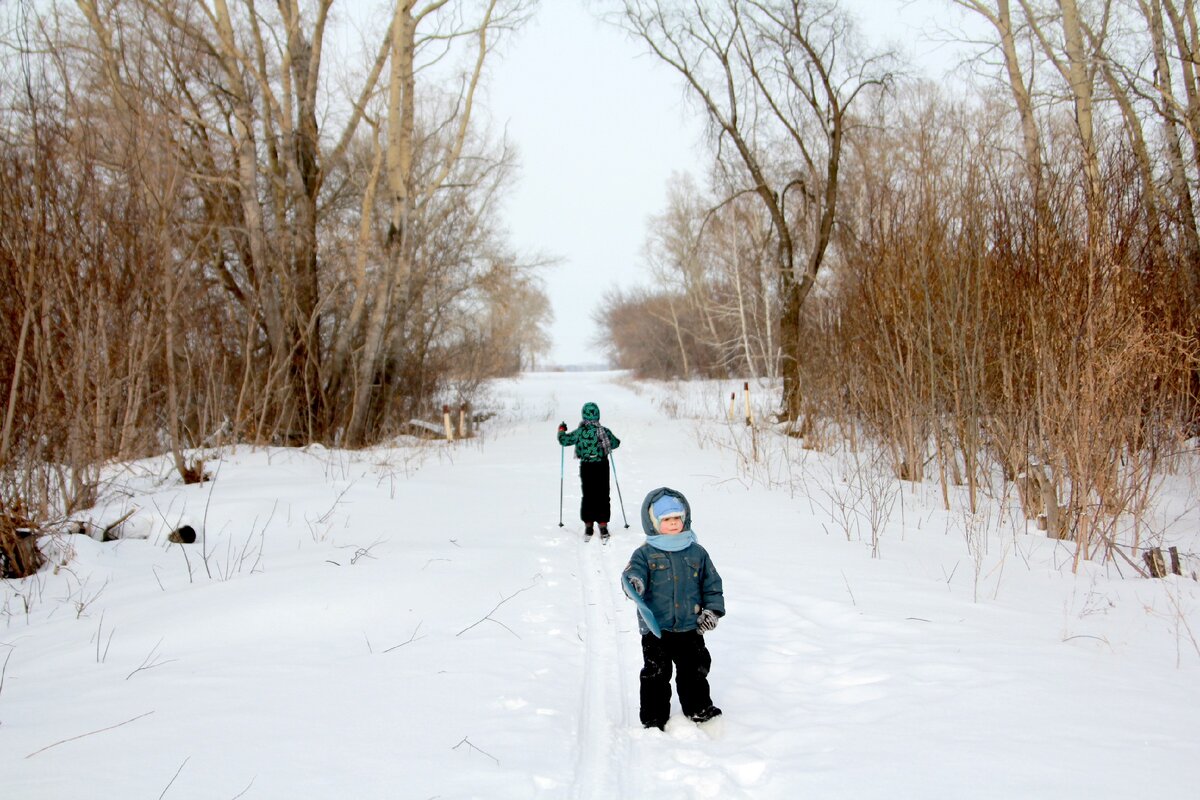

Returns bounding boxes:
[581,402,600,421]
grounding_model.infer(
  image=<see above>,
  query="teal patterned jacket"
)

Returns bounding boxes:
[558,422,620,461]
[557,401,621,462]
[558,415,620,462]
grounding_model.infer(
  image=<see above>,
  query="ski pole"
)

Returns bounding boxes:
[558,445,565,527]
[609,452,630,529]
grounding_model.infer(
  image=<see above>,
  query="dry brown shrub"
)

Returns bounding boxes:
[814,121,1199,571]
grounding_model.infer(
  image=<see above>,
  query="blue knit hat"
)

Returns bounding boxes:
[651,494,685,522]
[640,487,692,535]
[651,495,685,518]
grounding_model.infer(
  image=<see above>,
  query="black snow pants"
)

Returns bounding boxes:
[578,458,611,524]
[639,630,715,727]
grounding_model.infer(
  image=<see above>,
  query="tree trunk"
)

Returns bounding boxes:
[954,1,1043,187]
[667,297,690,377]
[1058,0,1103,217]
[1158,0,1200,294]
[281,0,330,438]
[327,135,386,407]
[347,2,418,446]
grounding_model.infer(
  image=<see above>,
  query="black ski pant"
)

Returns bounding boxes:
[578,459,610,524]
[639,630,714,727]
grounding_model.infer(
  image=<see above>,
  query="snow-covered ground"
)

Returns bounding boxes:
[2,371,1198,799]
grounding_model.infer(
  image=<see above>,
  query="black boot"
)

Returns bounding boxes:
[690,706,722,724]
[584,522,594,539]
[599,524,610,542]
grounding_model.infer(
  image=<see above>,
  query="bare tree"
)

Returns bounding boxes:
[70,0,390,440]
[951,0,1044,186]
[643,173,711,376]
[619,0,893,425]
[344,0,536,444]
[1125,0,1200,289]
[1016,0,1108,222]
[0,0,551,542]
[955,0,1198,278]
[55,0,543,446]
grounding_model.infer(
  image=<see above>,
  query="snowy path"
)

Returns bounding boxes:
[571,538,634,799]
[550,373,765,800]
[555,375,663,800]
[3,370,1199,798]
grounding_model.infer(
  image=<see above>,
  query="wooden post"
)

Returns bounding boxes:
[462,403,473,439]
[1143,547,1167,578]
[15,527,41,574]
[442,404,454,442]
[743,381,753,426]
[458,404,466,438]
[1169,546,1182,576]
[728,392,736,422]
[1,526,44,579]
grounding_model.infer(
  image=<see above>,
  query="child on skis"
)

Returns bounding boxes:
[622,487,724,730]
[556,402,621,541]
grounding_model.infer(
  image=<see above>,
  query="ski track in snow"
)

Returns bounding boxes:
[571,535,630,799]
[563,375,668,800]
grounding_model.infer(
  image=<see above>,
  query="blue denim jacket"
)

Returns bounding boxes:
[622,487,724,634]
[624,541,724,634]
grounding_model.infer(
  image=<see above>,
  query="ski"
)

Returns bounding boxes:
[621,574,662,637]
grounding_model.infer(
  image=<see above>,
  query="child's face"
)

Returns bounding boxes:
[658,515,684,535]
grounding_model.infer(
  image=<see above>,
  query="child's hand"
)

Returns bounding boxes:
[627,575,645,596]
[697,609,719,633]
[557,421,567,432]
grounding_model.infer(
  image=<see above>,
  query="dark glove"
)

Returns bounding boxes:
[627,575,645,596]
[557,421,567,432]
[697,609,719,634]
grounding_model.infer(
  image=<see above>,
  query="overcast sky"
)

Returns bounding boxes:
[482,0,971,366]
[484,2,701,367]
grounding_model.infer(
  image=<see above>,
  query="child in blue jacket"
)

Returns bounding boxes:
[622,487,724,729]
